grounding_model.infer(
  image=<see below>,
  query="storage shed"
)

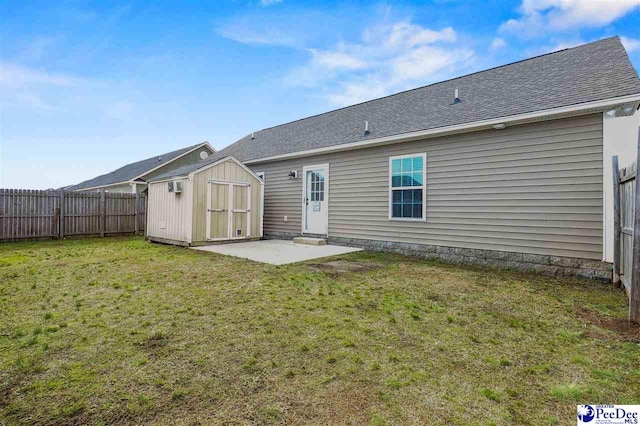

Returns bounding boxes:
[146,156,263,246]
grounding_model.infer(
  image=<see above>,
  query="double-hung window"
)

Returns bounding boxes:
[389,153,426,220]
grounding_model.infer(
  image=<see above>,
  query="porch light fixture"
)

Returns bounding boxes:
[288,170,298,179]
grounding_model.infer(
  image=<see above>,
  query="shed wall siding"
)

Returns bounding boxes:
[191,159,262,242]
[147,178,191,242]
[251,114,604,259]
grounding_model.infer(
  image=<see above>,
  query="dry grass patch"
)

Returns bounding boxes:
[307,259,380,276]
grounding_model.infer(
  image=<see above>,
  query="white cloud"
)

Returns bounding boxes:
[621,36,640,53]
[308,48,368,71]
[0,62,79,89]
[525,38,586,56]
[0,62,129,117]
[382,23,456,49]
[217,13,476,107]
[325,76,389,106]
[217,21,299,47]
[500,0,640,36]
[391,45,471,82]
[2,92,59,112]
[281,21,475,106]
[0,62,86,112]
[260,0,282,6]
[490,37,506,50]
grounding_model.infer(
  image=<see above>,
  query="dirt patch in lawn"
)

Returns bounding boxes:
[0,382,17,409]
[307,260,380,276]
[579,308,640,342]
[321,384,379,424]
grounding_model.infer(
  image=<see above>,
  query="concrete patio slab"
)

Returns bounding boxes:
[191,239,362,265]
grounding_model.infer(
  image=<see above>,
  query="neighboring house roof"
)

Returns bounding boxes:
[152,36,640,182]
[71,142,213,190]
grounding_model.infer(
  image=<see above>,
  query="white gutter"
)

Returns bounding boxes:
[244,94,640,165]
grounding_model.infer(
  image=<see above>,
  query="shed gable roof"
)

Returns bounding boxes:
[152,36,640,182]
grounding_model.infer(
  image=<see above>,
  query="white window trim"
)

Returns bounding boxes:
[388,153,427,222]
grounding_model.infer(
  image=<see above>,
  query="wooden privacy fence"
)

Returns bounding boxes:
[615,162,636,291]
[0,189,146,242]
[612,128,640,324]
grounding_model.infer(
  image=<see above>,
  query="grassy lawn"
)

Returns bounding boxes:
[1,236,639,425]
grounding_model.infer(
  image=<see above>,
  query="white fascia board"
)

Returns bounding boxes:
[244,94,640,165]
[203,141,216,153]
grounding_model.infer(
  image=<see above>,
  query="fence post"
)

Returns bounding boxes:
[612,156,621,285]
[59,190,65,239]
[134,192,139,234]
[630,129,640,324]
[100,189,106,238]
[54,192,60,240]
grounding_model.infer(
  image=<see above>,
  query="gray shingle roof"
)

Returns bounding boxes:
[152,37,640,182]
[71,143,205,190]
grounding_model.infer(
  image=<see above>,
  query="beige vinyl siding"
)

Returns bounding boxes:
[147,178,191,242]
[191,158,262,242]
[251,113,604,259]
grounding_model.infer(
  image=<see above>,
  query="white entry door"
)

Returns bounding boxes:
[302,164,328,235]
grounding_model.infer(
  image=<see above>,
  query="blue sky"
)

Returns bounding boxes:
[1,0,639,189]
